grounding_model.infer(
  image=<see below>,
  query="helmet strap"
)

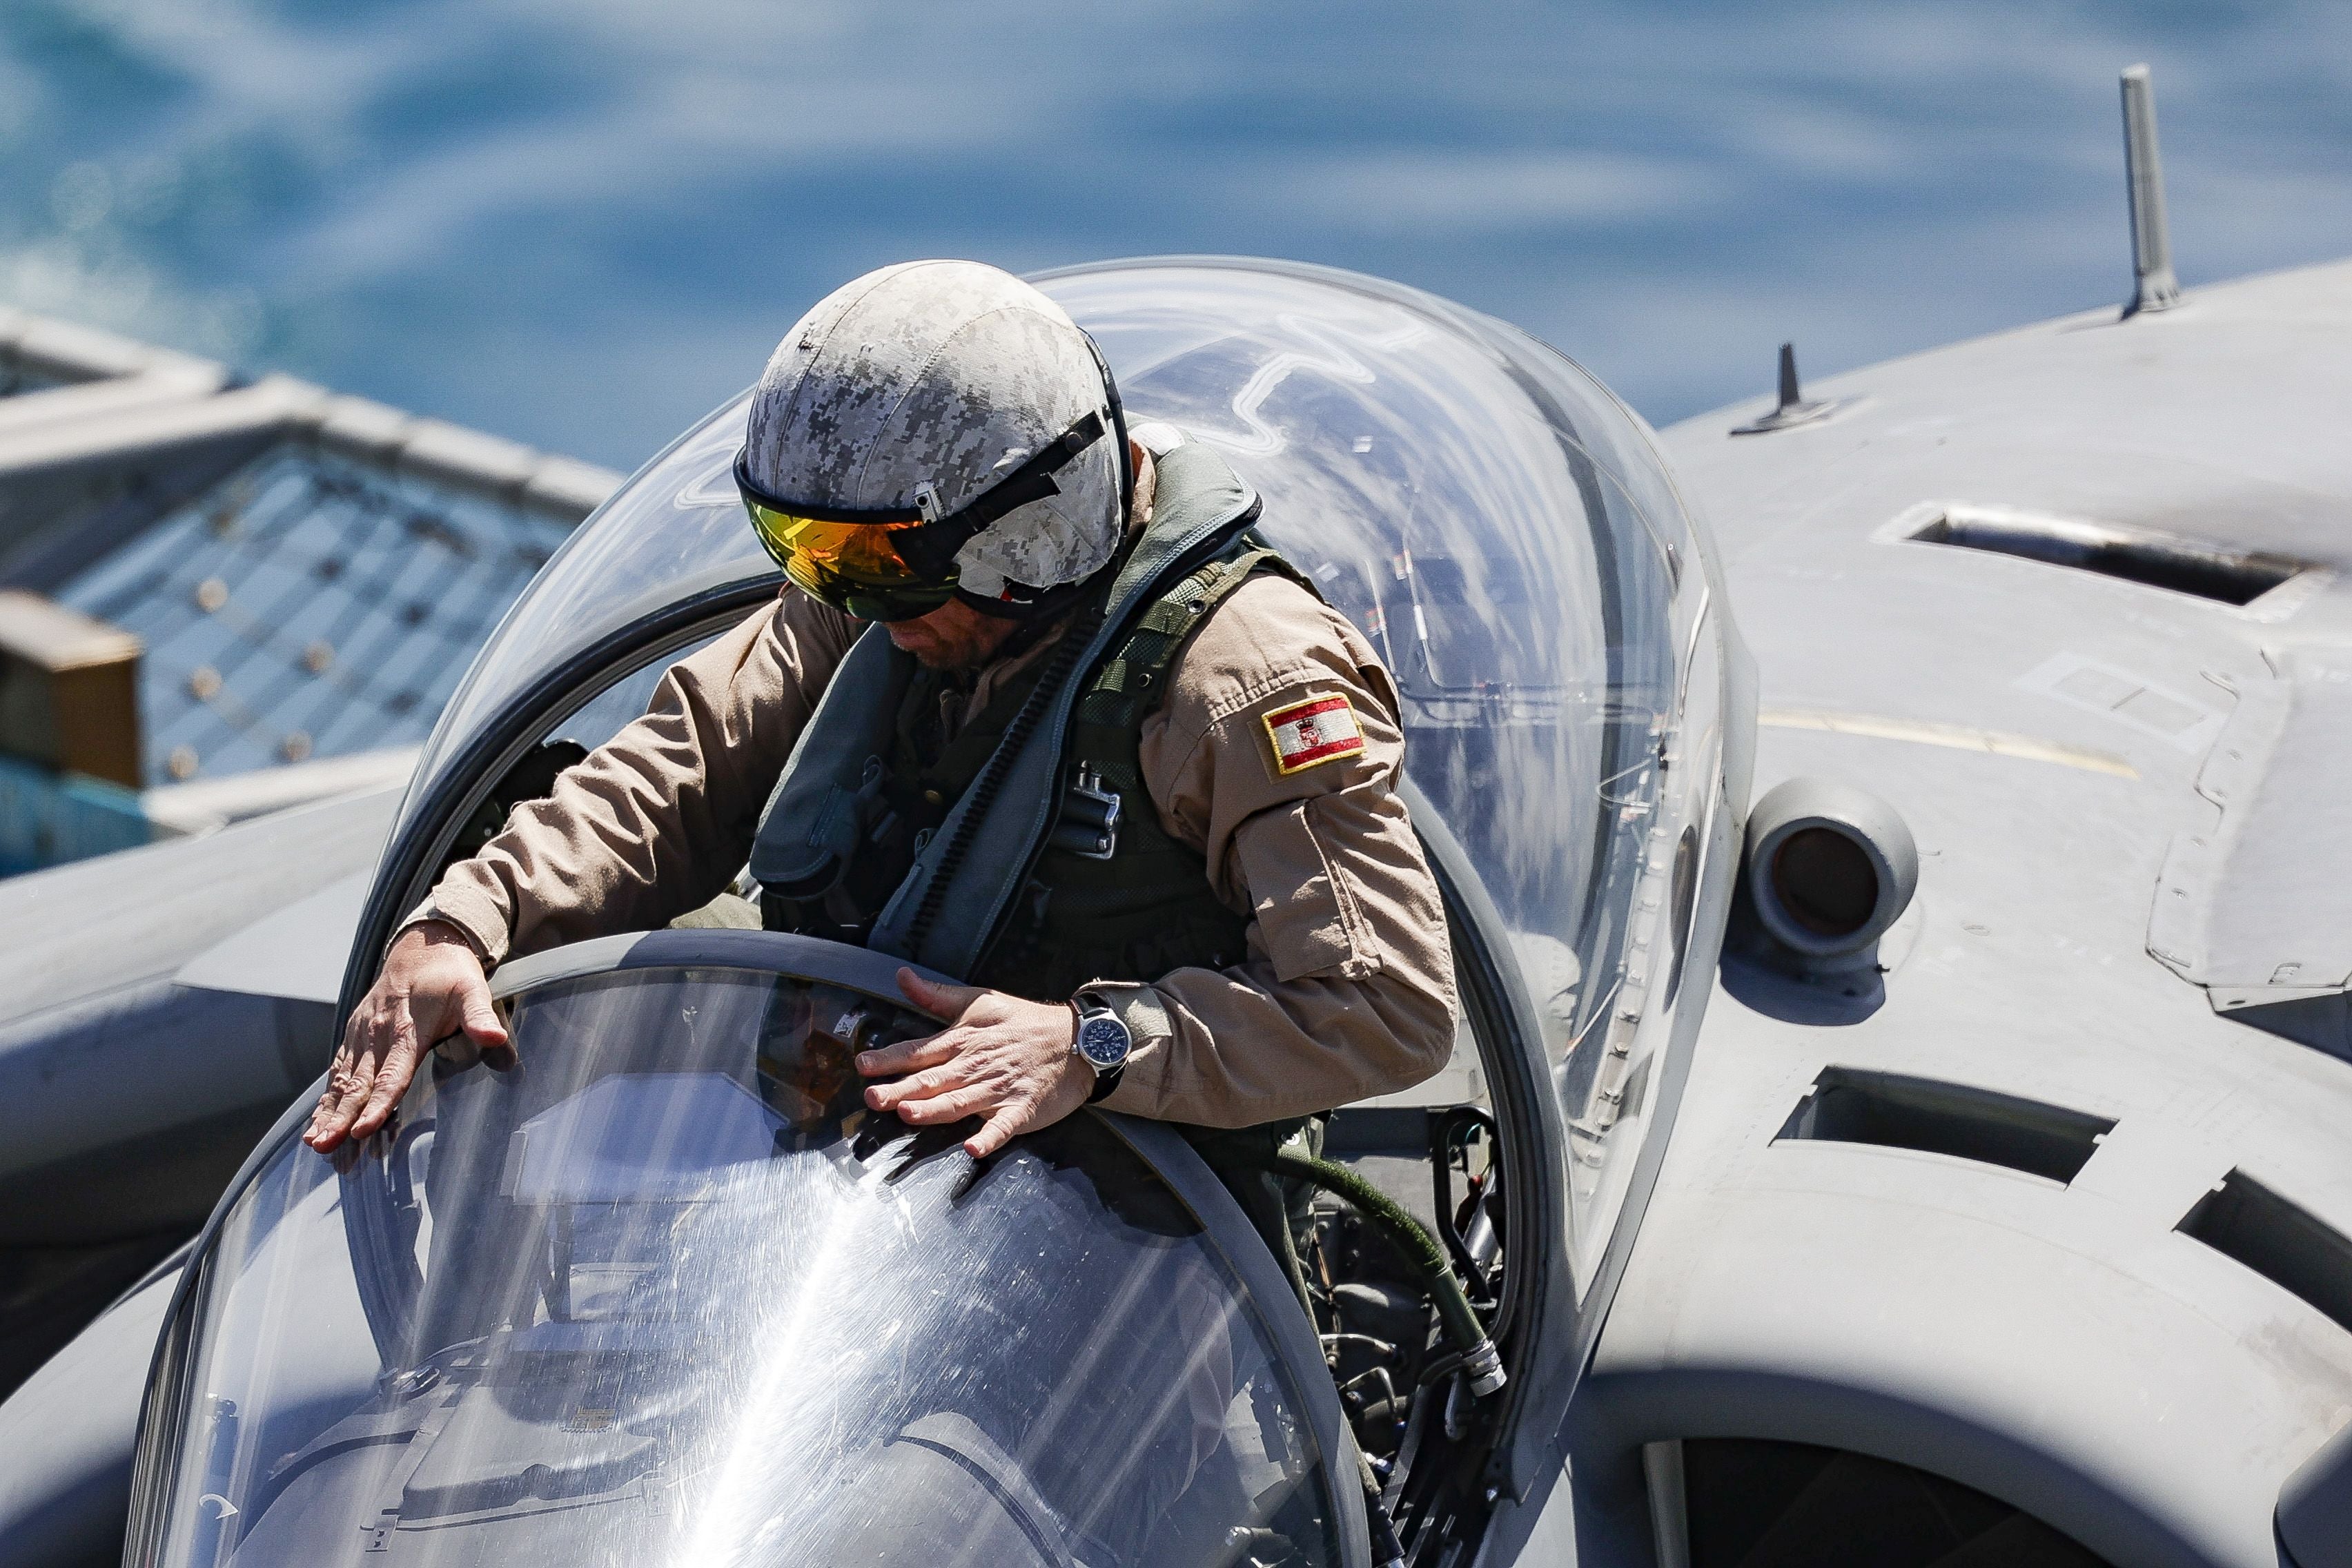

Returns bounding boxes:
[941,332,1132,624]
[1080,328,1134,529]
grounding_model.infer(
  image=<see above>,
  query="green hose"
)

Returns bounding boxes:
[1249,1146,1507,1397]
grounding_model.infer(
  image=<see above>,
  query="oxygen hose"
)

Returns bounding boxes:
[1248,1148,1507,1398]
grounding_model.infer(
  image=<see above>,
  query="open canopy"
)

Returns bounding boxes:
[144,934,1360,1568]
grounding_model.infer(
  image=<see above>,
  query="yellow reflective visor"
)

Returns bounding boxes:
[734,407,1110,623]
[743,502,957,623]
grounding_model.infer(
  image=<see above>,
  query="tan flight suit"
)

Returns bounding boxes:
[418,551,1458,1128]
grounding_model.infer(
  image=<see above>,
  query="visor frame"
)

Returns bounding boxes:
[732,453,925,529]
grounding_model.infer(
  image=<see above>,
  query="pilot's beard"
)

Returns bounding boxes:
[885,601,1025,673]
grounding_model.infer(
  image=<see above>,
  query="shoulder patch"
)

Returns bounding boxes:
[1262,694,1365,776]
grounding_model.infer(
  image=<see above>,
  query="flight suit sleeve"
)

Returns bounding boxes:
[415,589,859,963]
[1090,574,1458,1127]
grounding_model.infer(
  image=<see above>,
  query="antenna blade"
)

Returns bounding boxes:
[2121,63,2182,316]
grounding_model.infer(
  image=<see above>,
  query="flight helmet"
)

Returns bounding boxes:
[736,259,1131,623]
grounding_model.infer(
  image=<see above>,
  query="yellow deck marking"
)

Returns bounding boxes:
[1760,706,2138,779]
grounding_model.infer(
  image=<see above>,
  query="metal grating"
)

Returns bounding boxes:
[53,446,572,783]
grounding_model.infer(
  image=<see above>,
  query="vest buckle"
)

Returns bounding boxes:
[1049,763,1122,861]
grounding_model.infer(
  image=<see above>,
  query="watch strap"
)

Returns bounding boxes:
[1071,992,1131,1104]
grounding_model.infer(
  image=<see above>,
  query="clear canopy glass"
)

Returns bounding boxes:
[1039,262,1726,1286]
[404,393,770,808]
[152,955,1343,1567]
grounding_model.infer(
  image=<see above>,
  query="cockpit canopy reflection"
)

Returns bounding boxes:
[1041,262,1725,1282]
[153,951,1344,1568]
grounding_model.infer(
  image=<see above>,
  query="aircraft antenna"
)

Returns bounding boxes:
[1730,341,1838,435]
[2120,63,2182,317]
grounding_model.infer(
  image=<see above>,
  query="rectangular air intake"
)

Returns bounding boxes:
[1671,1438,2108,1567]
[1904,506,2307,607]
[2177,1170,2352,1335]
[1775,1068,2114,1184]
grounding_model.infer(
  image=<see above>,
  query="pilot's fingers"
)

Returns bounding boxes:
[455,974,507,1048]
[306,1081,371,1152]
[854,1030,965,1077]
[890,1081,998,1126]
[964,1102,1030,1160]
[306,1074,358,1150]
[311,1034,360,1122]
[331,998,389,1075]
[345,1019,425,1143]
[324,1020,402,1142]
[863,1051,984,1111]
[896,968,988,1022]
[307,1012,388,1149]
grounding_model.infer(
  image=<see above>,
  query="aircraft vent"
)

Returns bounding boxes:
[1649,1437,2111,1568]
[1901,504,2311,608]
[1775,1068,2113,1184]
[2176,1169,2352,1335]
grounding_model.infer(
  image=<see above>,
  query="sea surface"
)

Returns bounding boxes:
[3,1,2349,470]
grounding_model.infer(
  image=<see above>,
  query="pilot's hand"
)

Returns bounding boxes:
[860,970,1092,1159]
[304,921,507,1153]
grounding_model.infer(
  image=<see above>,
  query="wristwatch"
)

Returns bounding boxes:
[1070,991,1132,1103]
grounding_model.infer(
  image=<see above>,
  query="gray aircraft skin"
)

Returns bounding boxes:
[5,74,2352,1568]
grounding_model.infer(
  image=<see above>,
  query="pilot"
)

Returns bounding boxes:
[304,259,1457,1257]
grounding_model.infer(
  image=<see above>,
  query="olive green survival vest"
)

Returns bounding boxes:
[748,442,1306,997]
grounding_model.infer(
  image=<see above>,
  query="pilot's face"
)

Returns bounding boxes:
[885,596,1022,672]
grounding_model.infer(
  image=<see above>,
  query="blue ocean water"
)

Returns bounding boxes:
[2,1,2348,471]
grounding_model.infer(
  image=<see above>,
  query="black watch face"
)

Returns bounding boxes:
[1077,1013,1129,1070]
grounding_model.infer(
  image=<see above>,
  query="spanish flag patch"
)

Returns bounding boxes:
[1262,694,1365,776]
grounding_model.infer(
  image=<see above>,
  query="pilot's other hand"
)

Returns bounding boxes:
[861,970,1090,1159]
[304,921,508,1153]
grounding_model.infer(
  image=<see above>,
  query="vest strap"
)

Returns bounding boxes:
[868,442,1262,977]
[1078,541,1291,724]
[747,623,913,902]
[1062,540,1286,808]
